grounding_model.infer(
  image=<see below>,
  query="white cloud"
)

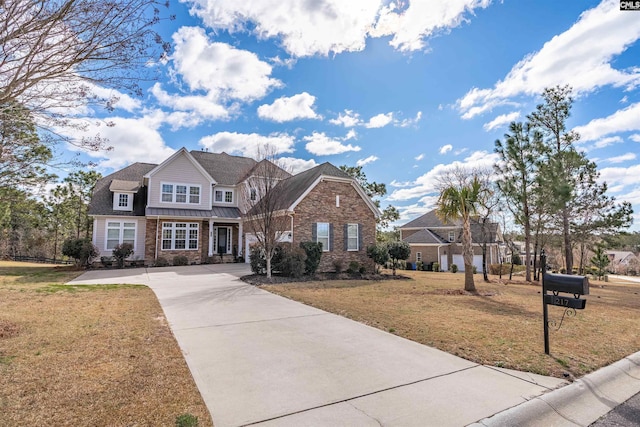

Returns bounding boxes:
[257,92,321,122]
[279,157,318,174]
[185,0,490,57]
[593,136,623,149]
[483,111,520,131]
[631,134,640,142]
[415,153,424,161]
[398,111,423,127]
[185,0,382,57]
[344,129,358,140]
[171,27,281,101]
[439,144,453,154]
[356,155,378,166]
[199,131,295,157]
[151,83,231,122]
[458,0,640,119]
[371,0,493,52]
[600,163,640,188]
[607,153,636,164]
[390,180,413,188]
[329,109,361,127]
[365,112,394,128]
[304,132,361,155]
[61,116,175,170]
[388,151,499,201]
[573,103,640,142]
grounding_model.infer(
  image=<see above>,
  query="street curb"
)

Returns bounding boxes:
[468,351,640,427]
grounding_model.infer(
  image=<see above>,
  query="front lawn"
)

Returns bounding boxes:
[0,262,212,426]
[264,270,640,378]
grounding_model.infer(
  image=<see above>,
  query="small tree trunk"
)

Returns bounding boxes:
[563,207,573,274]
[482,242,488,281]
[462,216,476,292]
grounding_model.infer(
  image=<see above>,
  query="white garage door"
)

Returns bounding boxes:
[451,254,484,272]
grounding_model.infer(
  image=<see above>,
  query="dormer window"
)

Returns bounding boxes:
[113,192,133,211]
[109,179,139,212]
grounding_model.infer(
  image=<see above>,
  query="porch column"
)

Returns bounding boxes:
[238,222,243,258]
[208,219,214,256]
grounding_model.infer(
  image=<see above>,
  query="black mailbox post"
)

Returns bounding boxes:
[541,250,589,355]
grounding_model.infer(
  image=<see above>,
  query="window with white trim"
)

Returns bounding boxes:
[162,222,198,250]
[113,193,133,211]
[317,222,330,252]
[448,231,456,242]
[416,252,422,262]
[214,189,234,204]
[250,188,257,201]
[161,183,200,204]
[347,223,358,251]
[106,221,136,250]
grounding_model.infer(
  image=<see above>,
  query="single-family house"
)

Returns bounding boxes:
[88,148,379,271]
[399,209,501,272]
[605,250,640,274]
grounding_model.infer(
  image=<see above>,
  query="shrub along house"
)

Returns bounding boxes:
[88,148,379,271]
[399,209,501,272]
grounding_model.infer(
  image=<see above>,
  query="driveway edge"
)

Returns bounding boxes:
[469,350,640,427]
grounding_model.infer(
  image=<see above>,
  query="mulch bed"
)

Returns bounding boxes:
[242,272,410,286]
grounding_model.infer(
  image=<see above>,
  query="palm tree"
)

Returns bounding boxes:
[436,175,485,292]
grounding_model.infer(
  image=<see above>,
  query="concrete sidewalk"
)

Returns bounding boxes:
[71,265,619,426]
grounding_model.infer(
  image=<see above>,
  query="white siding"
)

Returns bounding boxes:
[94,217,146,260]
[147,153,211,208]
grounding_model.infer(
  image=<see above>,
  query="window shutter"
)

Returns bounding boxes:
[329,223,333,251]
[312,223,317,242]
[344,224,348,251]
[358,223,363,251]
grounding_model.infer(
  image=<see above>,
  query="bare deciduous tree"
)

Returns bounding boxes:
[241,146,292,280]
[0,0,170,150]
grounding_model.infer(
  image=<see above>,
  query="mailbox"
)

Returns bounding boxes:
[543,273,589,295]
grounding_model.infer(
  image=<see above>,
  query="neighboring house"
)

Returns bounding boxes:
[605,250,640,274]
[399,209,501,272]
[88,148,379,272]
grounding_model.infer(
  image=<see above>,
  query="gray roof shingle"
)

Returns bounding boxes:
[189,150,258,185]
[271,162,352,210]
[404,229,448,244]
[401,209,500,244]
[88,163,156,216]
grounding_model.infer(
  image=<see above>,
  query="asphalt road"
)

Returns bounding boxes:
[591,392,640,426]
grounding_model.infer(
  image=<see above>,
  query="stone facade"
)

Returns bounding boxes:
[293,179,376,273]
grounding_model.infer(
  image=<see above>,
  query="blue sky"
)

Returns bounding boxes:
[61,0,640,229]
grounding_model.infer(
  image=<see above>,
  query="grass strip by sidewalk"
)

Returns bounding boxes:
[264,270,640,379]
[0,262,212,426]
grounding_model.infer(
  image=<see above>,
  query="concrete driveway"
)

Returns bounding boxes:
[70,265,566,427]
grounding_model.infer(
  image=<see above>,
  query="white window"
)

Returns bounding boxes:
[347,223,358,251]
[106,221,136,250]
[448,231,456,242]
[416,252,422,262]
[317,222,330,252]
[113,193,133,211]
[162,222,198,250]
[161,183,200,204]
[214,189,234,204]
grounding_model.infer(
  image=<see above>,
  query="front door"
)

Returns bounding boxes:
[217,227,228,255]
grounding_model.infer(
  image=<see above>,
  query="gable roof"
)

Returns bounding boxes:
[606,250,638,264]
[190,150,258,185]
[401,209,462,228]
[404,229,448,244]
[89,162,156,216]
[401,209,500,244]
[144,147,215,183]
[109,179,140,192]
